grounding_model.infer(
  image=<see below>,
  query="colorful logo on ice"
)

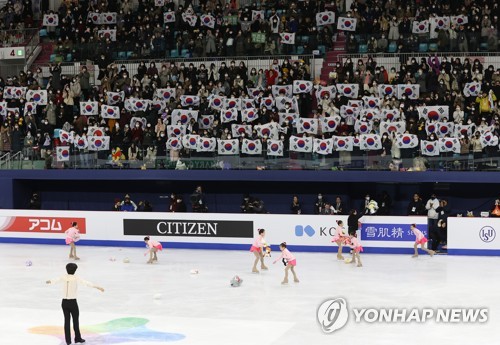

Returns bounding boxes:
[29,317,185,344]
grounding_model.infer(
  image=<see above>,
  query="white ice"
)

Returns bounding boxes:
[0,243,498,345]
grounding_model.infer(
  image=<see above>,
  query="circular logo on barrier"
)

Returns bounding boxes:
[479,226,496,243]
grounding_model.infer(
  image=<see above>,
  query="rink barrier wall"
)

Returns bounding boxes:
[0,209,498,256]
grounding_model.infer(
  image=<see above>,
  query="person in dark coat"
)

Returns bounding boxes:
[407,193,426,215]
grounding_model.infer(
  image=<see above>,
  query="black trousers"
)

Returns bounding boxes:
[62,299,82,344]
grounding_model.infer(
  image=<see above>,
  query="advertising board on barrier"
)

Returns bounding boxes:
[0,210,498,256]
[0,216,86,234]
[123,219,253,238]
[448,217,500,256]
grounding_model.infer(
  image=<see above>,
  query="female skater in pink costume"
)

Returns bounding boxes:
[346,233,363,267]
[65,222,81,260]
[273,242,299,284]
[250,228,268,273]
[331,220,349,260]
[410,224,435,258]
[144,236,163,263]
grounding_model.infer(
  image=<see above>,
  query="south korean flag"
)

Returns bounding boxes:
[167,125,187,138]
[80,101,98,116]
[198,115,214,129]
[360,109,381,121]
[421,140,439,156]
[397,84,419,100]
[156,88,176,101]
[320,115,342,133]
[313,138,333,155]
[354,120,372,134]
[172,109,198,125]
[151,100,166,114]
[380,121,406,135]
[378,84,397,98]
[280,33,295,45]
[166,137,183,150]
[260,97,275,110]
[254,123,279,139]
[241,108,259,123]
[240,98,255,110]
[209,95,225,110]
[435,122,454,138]
[293,80,313,94]
[480,132,499,148]
[182,134,200,150]
[380,108,401,121]
[217,139,239,155]
[316,11,335,26]
[25,89,48,105]
[332,136,354,151]
[396,134,419,148]
[124,98,150,112]
[88,12,101,24]
[242,139,263,155]
[297,118,318,134]
[439,137,461,153]
[180,95,200,107]
[316,85,337,100]
[412,20,429,34]
[463,82,481,97]
[231,124,252,138]
[182,12,198,27]
[98,29,116,41]
[430,16,450,30]
[278,112,299,126]
[155,0,166,6]
[267,140,284,156]
[101,105,120,119]
[337,17,357,31]
[337,84,359,98]
[164,11,176,23]
[225,98,241,111]
[43,14,59,26]
[359,134,382,151]
[107,91,125,105]
[289,136,313,153]
[252,10,265,22]
[100,12,117,25]
[417,106,449,122]
[451,15,468,26]
[362,96,382,109]
[340,105,360,118]
[272,85,293,98]
[455,124,473,138]
[0,102,6,117]
[200,14,216,28]
[197,137,216,152]
[220,108,238,123]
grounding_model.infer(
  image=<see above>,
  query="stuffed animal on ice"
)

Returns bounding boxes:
[367,200,379,214]
[263,246,272,257]
[230,275,243,287]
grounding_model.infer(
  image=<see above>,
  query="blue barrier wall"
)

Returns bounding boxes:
[2,170,500,215]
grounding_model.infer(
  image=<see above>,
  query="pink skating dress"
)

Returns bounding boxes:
[349,236,364,253]
[148,239,163,251]
[275,248,297,266]
[411,227,428,245]
[331,225,347,243]
[65,227,80,245]
[250,235,265,253]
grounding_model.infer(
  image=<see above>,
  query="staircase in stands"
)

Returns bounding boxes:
[319,33,347,82]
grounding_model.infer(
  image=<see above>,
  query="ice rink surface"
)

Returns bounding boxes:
[0,243,498,345]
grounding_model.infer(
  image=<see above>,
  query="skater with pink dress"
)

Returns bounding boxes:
[65,222,81,260]
[250,228,268,273]
[346,233,363,267]
[144,236,163,263]
[331,220,349,260]
[410,224,435,258]
[273,242,299,284]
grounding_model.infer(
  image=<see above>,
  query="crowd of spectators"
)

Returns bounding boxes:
[0,0,498,171]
